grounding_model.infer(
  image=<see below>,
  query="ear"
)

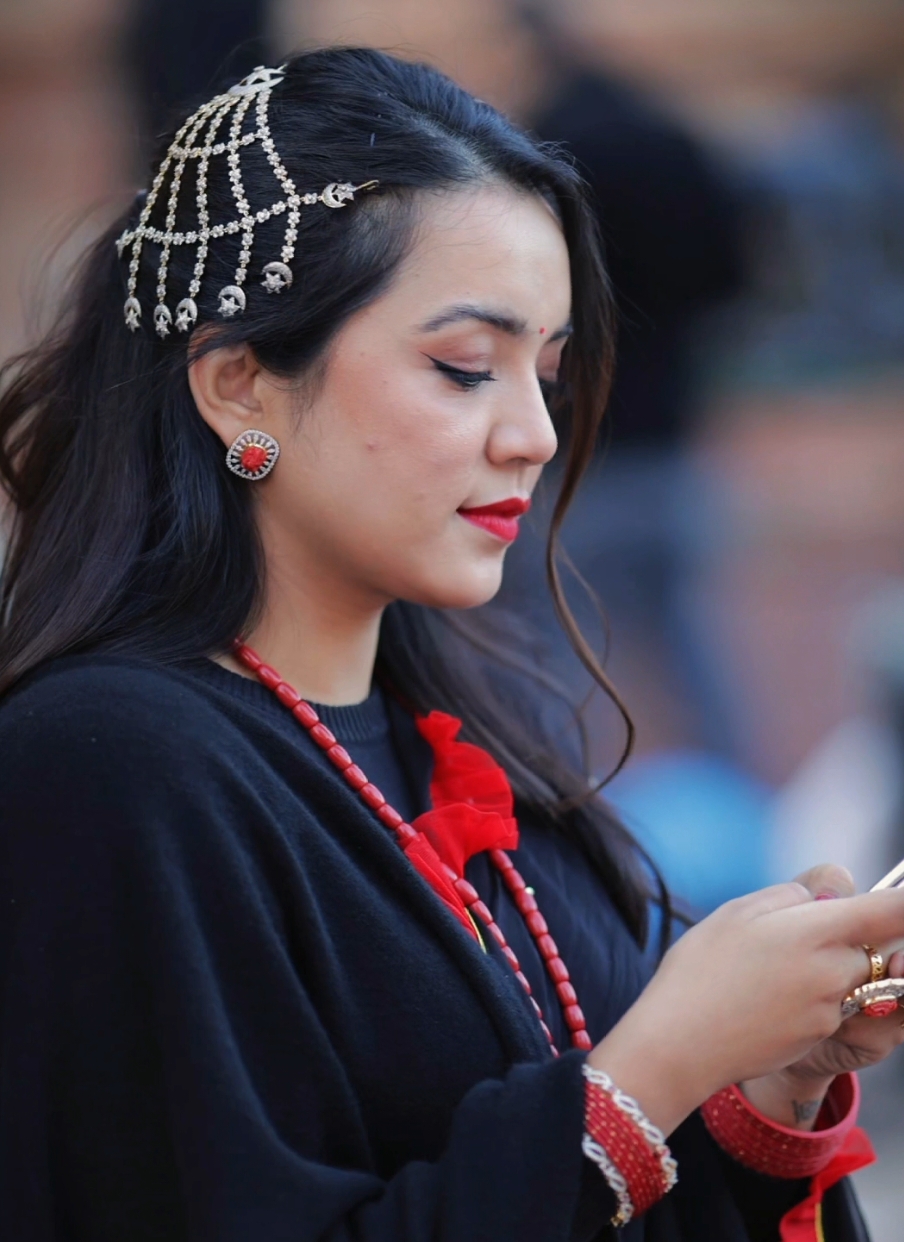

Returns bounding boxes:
[188,342,275,448]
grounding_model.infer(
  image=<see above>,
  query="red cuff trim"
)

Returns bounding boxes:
[701,1074,860,1180]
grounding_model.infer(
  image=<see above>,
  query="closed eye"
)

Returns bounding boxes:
[539,377,567,411]
[427,356,495,391]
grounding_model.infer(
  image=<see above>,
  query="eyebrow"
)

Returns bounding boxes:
[417,303,572,341]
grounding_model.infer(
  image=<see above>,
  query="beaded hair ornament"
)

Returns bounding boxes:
[115,64,378,337]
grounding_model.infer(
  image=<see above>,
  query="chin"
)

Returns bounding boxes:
[405,561,506,611]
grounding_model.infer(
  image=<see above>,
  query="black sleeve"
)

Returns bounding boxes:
[0,673,615,1242]
[716,1149,810,1242]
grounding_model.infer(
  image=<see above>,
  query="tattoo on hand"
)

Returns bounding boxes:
[791,1099,822,1124]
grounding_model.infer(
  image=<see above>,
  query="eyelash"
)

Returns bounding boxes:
[428,357,495,390]
[428,356,564,406]
[539,379,563,407]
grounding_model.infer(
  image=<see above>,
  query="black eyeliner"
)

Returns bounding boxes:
[426,355,495,389]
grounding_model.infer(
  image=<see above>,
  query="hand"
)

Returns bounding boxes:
[741,865,904,1129]
[587,869,904,1137]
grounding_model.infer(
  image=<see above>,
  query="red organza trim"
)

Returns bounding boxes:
[416,711,516,818]
[413,712,520,875]
[401,832,477,939]
[780,1127,876,1242]
[396,711,519,940]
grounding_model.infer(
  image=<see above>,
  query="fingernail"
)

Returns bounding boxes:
[815,891,840,901]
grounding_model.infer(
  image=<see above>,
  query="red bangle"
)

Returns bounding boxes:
[585,1085,666,1213]
[701,1073,860,1180]
[581,1065,678,1225]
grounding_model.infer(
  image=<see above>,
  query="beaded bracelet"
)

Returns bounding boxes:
[581,1063,678,1227]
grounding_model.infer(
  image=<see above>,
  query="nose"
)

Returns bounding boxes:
[486,374,558,468]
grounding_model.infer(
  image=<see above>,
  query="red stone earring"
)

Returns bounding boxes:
[225,429,280,480]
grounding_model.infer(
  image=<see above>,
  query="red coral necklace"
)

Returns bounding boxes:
[234,640,592,1054]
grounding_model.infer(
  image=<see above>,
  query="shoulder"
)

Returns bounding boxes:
[0,656,256,829]
[0,659,319,961]
[0,655,231,759]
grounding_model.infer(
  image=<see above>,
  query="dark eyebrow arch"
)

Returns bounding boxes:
[419,304,527,335]
[418,303,571,341]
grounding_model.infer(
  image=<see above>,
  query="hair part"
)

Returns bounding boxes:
[0,46,671,951]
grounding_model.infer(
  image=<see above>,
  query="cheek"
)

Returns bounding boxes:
[272,377,508,608]
[334,373,483,525]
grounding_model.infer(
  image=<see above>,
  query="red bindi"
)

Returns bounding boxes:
[539,327,546,335]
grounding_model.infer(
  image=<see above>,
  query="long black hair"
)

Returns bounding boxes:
[0,46,669,949]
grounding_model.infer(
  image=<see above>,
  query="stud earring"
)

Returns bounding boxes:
[225,429,280,480]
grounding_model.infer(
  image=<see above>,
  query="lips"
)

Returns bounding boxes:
[458,497,531,543]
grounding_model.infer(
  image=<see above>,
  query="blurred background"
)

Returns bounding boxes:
[2,0,904,1231]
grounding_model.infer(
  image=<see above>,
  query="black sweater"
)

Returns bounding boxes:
[0,656,870,1241]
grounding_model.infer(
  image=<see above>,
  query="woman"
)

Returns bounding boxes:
[0,47,902,1242]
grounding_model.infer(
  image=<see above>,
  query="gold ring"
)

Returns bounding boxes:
[864,946,886,985]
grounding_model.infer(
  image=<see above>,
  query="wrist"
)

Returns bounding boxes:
[739,1069,835,1131]
[588,1012,712,1137]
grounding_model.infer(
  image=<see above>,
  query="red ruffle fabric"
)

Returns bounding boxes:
[393,712,520,941]
[416,711,516,816]
[400,832,477,939]
[779,1128,876,1242]
[413,712,519,876]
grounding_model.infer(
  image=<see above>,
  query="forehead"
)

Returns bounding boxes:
[389,184,572,323]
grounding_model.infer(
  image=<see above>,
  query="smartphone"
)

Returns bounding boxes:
[871,858,904,891]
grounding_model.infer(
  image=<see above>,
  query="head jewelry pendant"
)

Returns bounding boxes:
[226,430,280,480]
[115,64,379,336]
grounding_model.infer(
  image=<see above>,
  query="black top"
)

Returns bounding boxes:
[0,656,869,1241]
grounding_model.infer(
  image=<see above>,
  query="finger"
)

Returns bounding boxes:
[794,863,856,900]
[815,887,904,947]
[840,944,880,995]
[837,1010,904,1056]
[740,881,814,917]
[842,1005,904,1034]
[888,949,904,977]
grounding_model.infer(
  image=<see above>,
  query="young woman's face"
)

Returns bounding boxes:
[259,184,571,612]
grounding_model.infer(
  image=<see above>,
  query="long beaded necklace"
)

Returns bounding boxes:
[234,641,592,1054]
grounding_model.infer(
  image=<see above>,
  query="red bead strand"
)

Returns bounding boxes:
[233,640,592,1054]
[490,847,593,1051]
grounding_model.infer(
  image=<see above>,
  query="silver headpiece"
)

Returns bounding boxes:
[115,65,378,337]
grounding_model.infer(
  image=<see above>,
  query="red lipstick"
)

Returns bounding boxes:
[458,497,530,543]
